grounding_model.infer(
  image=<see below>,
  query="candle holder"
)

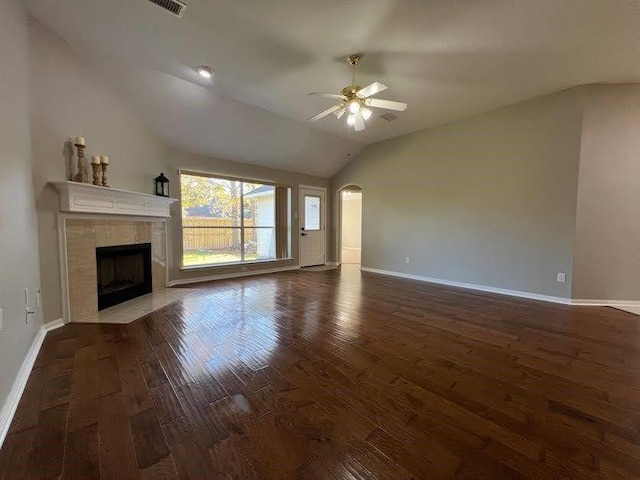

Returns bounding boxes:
[72,144,88,183]
[91,162,102,186]
[101,162,109,187]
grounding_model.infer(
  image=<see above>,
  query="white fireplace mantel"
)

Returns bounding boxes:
[49,181,177,217]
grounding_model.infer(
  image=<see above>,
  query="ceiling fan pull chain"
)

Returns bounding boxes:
[348,54,360,87]
[352,61,356,87]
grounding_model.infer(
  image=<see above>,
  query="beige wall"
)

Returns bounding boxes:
[341,192,362,250]
[29,19,169,321]
[167,150,330,284]
[572,84,640,301]
[0,0,44,411]
[331,88,585,299]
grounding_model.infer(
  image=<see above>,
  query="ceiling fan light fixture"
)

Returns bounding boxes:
[306,53,407,131]
[196,65,214,79]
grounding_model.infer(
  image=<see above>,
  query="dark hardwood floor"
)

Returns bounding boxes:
[2,267,640,479]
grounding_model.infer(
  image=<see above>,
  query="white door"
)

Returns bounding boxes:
[299,186,326,267]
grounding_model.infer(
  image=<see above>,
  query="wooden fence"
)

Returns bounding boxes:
[182,217,256,251]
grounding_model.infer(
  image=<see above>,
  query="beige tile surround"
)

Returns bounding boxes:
[64,218,167,322]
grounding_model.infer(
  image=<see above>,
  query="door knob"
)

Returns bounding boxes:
[301,233,308,236]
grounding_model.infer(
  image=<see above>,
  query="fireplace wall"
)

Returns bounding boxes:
[64,218,166,322]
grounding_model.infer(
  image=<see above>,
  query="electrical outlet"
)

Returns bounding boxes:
[557,272,566,283]
[405,257,410,264]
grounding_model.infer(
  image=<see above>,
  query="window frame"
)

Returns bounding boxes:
[179,169,291,269]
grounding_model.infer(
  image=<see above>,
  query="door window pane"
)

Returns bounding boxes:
[304,196,321,230]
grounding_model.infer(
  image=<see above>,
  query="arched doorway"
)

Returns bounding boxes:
[338,185,362,267]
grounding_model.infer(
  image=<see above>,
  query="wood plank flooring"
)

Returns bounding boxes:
[2,267,640,478]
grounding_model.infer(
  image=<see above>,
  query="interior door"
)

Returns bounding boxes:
[299,187,326,267]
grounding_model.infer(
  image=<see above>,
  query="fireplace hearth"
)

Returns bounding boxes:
[96,243,152,310]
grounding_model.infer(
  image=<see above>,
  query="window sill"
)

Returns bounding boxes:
[180,257,294,271]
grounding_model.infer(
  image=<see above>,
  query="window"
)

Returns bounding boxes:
[180,172,290,267]
[304,195,321,231]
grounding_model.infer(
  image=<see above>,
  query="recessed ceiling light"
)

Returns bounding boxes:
[196,65,214,79]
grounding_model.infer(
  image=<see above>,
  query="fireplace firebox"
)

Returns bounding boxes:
[96,243,152,310]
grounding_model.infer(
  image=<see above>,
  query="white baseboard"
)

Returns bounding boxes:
[167,265,300,287]
[571,299,640,307]
[360,267,572,305]
[44,318,65,330]
[360,267,640,308]
[325,261,340,266]
[0,318,65,448]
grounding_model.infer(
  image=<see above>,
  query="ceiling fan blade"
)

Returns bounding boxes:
[308,104,342,122]
[308,92,345,100]
[366,98,408,111]
[354,112,365,131]
[356,82,387,99]
[334,106,346,119]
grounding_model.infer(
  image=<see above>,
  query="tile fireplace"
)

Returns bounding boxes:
[96,243,152,310]
[50,181,177,323]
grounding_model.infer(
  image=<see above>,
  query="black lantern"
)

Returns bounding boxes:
[154,172,170,197]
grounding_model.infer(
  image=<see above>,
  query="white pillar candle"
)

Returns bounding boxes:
[91,155,101,164]
[74,136,85,146]
[100,155,109,164]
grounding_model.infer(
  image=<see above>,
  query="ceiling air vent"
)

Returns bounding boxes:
[380,112,399,122]
[148,0,187,17]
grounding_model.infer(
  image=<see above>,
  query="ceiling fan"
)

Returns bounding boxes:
[308,54,407,131]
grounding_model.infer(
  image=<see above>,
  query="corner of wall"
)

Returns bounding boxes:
[0,0,47,437]
[570,83,640,302]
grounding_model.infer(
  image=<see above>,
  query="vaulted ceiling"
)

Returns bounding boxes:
[25,0,640,177]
